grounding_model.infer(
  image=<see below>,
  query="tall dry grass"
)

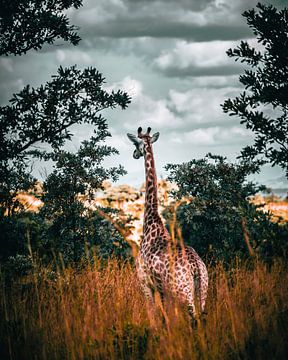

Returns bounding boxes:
[0,258,287,360]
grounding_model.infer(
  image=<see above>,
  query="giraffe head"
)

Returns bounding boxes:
[127,127,160,159]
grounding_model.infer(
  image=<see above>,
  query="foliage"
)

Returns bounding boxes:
[0,0,82,56]
[0,66,130,260]
[0,213,43,263]
[0,1,132,265]
[0,64,130,217]
[38,136,130,262]
[222,3,288,176]
[3,254,34,278]
[1,259,287,359]
[0,66,131,263]
[165,154,288,262]
[39,207,131,264]
[89,210,132,260]
[0,159,36,218]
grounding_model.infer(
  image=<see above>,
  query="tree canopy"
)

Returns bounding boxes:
[222,3,288,176]
[165,154,287,262]
[0,0,82,56]
[38,137,129,263]
[0,0,134,265]
[0,66,130,217]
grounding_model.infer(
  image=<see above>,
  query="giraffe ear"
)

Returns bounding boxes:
[151,132,160,144]
[127,133,140,145]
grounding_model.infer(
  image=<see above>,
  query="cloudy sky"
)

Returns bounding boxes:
[1,0,287,189]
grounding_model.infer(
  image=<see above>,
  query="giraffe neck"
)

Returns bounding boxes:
[143,139,159,227]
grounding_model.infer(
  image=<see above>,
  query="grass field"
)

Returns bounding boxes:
[1,258,287,360]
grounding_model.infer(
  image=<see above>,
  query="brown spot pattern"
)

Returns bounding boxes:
[134,132,209,316]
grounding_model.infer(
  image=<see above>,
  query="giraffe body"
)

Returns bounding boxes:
[127,127,208,315]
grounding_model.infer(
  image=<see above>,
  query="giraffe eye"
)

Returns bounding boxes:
[133,149,141,159]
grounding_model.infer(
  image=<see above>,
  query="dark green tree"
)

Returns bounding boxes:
[0,0,82,56]
[39,136,130,262]
[222,3,288,176]
[0,0,132,267]
[165,154,287,262]
[0,0,85,217]
[0,66,131,265]
[0,65,130,217]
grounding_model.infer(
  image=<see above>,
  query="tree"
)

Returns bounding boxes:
[0,0,86,217]
[38,136,130,263]
[0,0,82,56]
[0,65,130,217]
[0,0,132,266]
[0,66,131,264]
[222,3,288,176]
[165,154,287,262]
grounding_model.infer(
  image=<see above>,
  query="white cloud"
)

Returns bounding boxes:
[105,76,143,99]
[127,94,183,130]
[155,40,241,71]
[55,49,92,64]
[184,127,218,145]
[72,0,126,25]
[105,133,130,151]
[56,50,66,62]
[107,77,183,130]
[189,75,239,88]
[168,87,240,125]
[106,77,244,139]
[180,126,252,146]
[140,98,181,127]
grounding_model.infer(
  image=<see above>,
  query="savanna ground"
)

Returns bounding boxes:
[0,257,287,360]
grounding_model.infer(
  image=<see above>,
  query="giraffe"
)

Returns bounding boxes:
[127,127,208,317]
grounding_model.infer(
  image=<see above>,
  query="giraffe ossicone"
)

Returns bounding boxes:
[127,127,208,317]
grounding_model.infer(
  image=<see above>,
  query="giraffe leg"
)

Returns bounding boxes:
[136,259,158,325]
[137,269,169,328]
[186,275,208,328]
[140,280,155,304]
[139,280,160,327]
